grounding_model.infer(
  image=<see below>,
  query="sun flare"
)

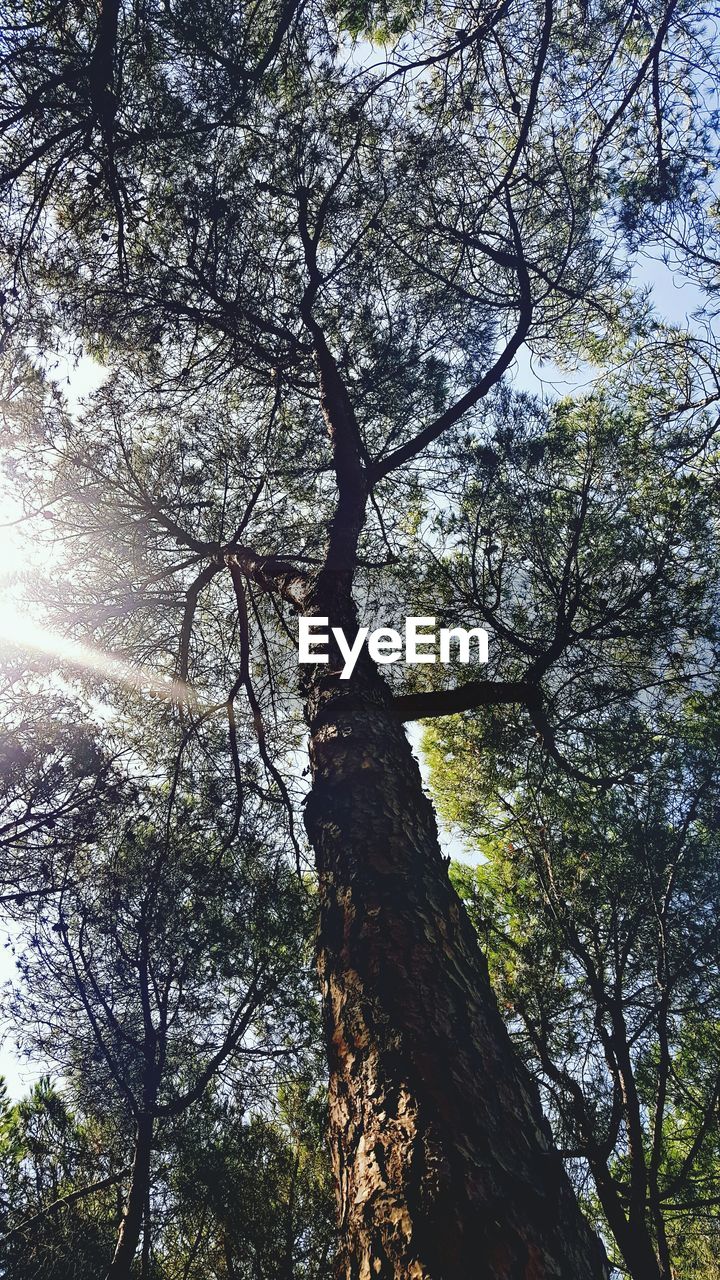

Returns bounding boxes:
[0,604,189,703]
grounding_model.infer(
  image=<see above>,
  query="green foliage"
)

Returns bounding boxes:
[0,1077,123,1278]
[0,1072,335,1279]
[414,384,719,788]
[432,702,720,1275]
[168,1080,335,1279]
[337,0,424,39]
[4,743,316,1120]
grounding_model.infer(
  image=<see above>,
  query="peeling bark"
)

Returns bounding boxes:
[303,611,609,1280]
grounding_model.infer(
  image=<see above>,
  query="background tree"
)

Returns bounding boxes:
[0,673,122,893]
[0,1071,335,1280]
[426,701,720,1280]
[1,721,316,1280]
[0,1076,129,1279]
[165,1078,336,1280]
[392,380,719,776]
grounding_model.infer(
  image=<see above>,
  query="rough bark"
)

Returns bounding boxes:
[302,606,609,1280]
[106,1114,153,1280]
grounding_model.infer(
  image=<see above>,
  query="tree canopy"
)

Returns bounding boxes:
[1,0,720,1277]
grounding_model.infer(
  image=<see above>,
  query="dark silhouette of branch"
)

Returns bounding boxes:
[177,563,222,685]
[587,0,679,172]
[394,677,623,787]
[393,680,534,721]
[227,563,305,874]
[1,1168,130,1244]
[371,190,533,481]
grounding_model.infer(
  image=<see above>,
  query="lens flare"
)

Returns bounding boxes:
[0,605,188,704]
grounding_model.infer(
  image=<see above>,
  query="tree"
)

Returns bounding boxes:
[416,389,720,1279]
[0,1076,128,1279]
[2,724,316,1279]
[166,1078,336,1279]
[2,1,719,1274]
[396,382,720,782]
[428,702,720,1280]
[0,674,122,892]
[0,1072,335,1280]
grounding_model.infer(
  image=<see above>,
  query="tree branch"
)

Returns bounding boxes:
[393,680,534,721]
[1,1168,130,1243]
[371,190,533,481]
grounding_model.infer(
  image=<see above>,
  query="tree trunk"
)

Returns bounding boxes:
[302,618,609,1280]
[649,1188,673,1280]
[589,1160,663,1280]
[106,1113,153,1280]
